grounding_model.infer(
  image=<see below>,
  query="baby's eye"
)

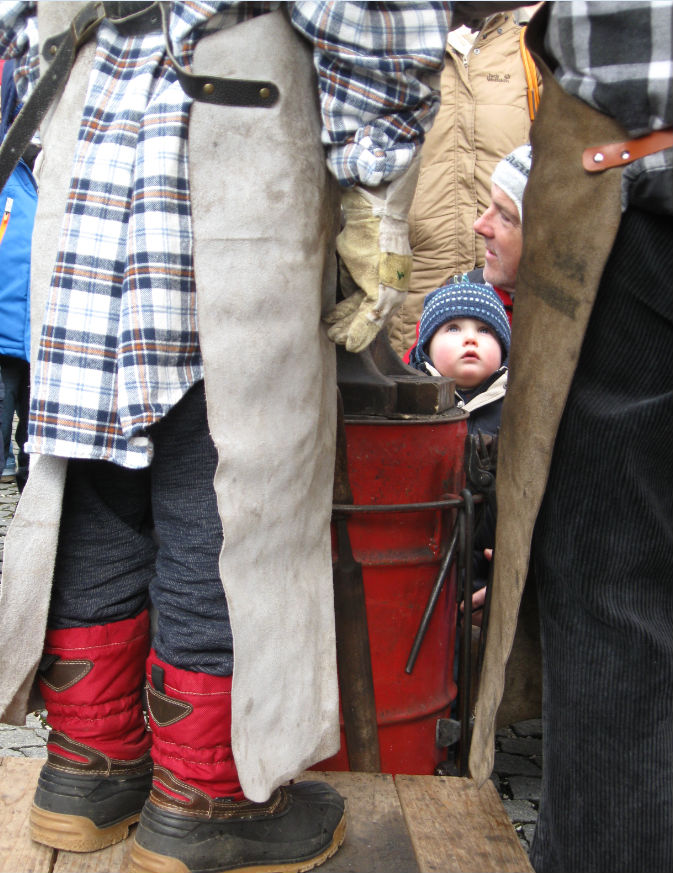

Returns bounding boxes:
[478,325,495,336]
[445,322,460,332]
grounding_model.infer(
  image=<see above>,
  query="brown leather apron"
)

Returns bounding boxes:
[469,3,626,785]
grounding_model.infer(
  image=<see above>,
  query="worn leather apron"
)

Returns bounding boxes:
[0,4,341,803]
[469,4,626,785]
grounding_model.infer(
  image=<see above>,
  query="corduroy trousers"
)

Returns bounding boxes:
[529,208,673,873]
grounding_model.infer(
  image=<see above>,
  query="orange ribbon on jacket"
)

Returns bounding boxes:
[0,196,13,246]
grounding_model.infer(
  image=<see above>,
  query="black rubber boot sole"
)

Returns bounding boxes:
[129,780,347,873]
[31,761,153,852]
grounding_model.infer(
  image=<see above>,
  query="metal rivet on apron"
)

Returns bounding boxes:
[621,150,631,161]
[259,87,271,100]
[50,44,58,55]
[202,82,215,96]
[593,152,605,163]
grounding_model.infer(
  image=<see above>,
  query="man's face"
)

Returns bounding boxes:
[473,184,523,294]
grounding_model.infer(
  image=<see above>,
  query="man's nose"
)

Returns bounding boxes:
[474,212,491,236]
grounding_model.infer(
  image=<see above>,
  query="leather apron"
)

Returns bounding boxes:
[469,4,626,785]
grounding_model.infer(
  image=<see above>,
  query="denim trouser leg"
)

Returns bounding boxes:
[0,375,4,471]
[49,381,233,675]
[0,355,30,468]
[529,209,673,873]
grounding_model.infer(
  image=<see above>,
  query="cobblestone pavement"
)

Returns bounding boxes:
[493,718,542,852]
[0,473,542,853]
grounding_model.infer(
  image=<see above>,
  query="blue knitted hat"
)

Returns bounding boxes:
[409,282,511,371]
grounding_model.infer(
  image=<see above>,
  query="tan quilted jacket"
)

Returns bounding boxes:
[388,10,539,356]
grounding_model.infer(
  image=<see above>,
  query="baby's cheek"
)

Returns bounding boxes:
[430,340,457,378]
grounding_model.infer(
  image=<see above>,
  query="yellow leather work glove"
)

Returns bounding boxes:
[324,158,420,353]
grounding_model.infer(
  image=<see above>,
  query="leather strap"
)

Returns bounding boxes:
[519,26,539,122]
[0,1,279,193]
[583,128,673,172]
[0,1,105,192]
[159,2,279,109]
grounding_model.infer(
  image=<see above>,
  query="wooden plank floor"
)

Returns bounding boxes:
[0,758,533,873]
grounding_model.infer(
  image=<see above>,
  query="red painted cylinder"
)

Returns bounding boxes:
[317,411,468,775]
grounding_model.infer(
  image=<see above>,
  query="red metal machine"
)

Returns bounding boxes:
[313,337,473,776]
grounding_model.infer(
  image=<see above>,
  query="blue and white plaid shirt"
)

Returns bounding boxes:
[0,1,449,467]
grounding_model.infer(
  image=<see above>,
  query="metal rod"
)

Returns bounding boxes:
[332,494,483,515]
[405,519,460,674]
[458,489,475,776]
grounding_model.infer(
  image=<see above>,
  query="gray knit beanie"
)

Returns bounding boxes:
[409,282,511,371]
[491,144,532,221]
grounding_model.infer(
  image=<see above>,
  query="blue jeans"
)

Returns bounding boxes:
[0,354,30,488]
[48,381,234,676]
[0,375,4,471]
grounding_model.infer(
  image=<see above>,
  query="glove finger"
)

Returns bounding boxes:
[322,292,363,325]
[344,312,383,354]
[326,319,354,346]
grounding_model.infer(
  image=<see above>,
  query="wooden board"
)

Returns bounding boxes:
[53,840,135,873]
[0,758,53,873]
[395,775,534,873]
[0,759,531,873]
[307,771,419,873]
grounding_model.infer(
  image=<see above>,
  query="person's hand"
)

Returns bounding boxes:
[324,158,420,353]
[469,586,487,627]
[460,549,493,627]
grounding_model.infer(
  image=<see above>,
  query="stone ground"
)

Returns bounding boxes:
[0,473,542,854]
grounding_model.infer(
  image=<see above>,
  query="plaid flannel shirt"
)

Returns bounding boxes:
[545,0,673,212]
[0,0,449,467]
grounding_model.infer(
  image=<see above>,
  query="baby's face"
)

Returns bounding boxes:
[428,317,502,389]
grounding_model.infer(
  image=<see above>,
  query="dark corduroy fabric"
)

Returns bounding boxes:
[48,380,234,676]
[529,208,673,873]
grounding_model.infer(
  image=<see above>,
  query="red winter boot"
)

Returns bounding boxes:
[31,611,153,852]
[130,651,346,873]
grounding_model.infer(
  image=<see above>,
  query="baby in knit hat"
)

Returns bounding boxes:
[409,281,511,436]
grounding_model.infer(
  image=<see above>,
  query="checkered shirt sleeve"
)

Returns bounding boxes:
[545,1,673,213]
[291,1,450,186]
[545,0,673,137]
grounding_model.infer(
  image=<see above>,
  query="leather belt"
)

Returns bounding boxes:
[583,128,673,172]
